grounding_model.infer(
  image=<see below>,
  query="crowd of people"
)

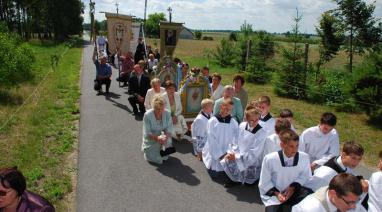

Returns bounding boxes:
[89,38,382,212]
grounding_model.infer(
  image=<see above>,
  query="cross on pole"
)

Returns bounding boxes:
[115,2,119,14]
[167,6,172,23]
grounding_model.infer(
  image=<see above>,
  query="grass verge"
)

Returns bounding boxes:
[0,38,82,211]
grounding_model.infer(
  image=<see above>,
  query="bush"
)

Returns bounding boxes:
[0,32,35,88]
[351,50,382,123]
[202,36,213,40]
[194,31,202,40]
[213,38,236,67]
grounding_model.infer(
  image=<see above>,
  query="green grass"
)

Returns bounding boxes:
[178,54,382,168]
[0,38,82,211]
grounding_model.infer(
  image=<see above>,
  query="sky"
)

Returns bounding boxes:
[83,0,382,34]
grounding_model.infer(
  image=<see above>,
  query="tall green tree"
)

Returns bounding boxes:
[274,8,307,99]
[315,12,343,80]
[332,0,381,72]
[145,13,166,38]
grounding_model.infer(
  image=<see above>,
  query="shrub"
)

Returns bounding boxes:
[213,38,236,67]
[351,50,382,123]
[194,31,202,40]
[0,32,35,88]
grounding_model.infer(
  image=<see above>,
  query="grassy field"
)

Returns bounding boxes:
[0,39,82,211]
[147,36,381,168]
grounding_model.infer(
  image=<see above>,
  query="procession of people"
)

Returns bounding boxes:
[86,37,382,212]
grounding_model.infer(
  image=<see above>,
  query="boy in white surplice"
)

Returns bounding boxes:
[368,150,382,212]
[202,98,239,174]
[220,105,267,187]
[259,129,313,212]
[191,98,214,161]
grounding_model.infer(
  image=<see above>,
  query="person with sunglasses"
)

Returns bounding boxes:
[292,173,366,212]
[0,167,55,212]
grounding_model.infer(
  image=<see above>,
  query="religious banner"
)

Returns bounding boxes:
[180,74,210,118]
[156,56,177,86]
[159,22,183,59]
[129,22,141,54]
[105,13,132,54]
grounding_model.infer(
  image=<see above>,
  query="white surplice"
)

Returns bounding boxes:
[202,115,239,172]
[368,171,382,212]
[220,122,267,184]
[259,151,312,206]
[299,126,340,166]
[263,133,282,158]
[259,113,276,136]
[191,112,210,154]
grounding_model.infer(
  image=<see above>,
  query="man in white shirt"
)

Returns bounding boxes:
[293,173,366,212]
[299,112,340,171]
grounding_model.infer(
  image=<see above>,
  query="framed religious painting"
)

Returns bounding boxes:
[180,76,210,118]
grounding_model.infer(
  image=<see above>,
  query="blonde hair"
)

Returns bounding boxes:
[152,95,165,110]
[244,105,261,120]
[221,97,234,106]
[150,78,161,87]
[258,96,271,105]
[201,99,214,109]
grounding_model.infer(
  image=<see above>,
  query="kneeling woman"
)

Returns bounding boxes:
[142,96,175,164]
[220,105,267,186]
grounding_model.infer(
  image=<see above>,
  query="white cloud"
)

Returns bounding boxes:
[83,0,382,33]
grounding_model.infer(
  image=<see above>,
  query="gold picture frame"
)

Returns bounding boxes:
[180,76,210,118]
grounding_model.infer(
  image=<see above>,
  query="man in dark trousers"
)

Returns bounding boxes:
[128,64,150,115]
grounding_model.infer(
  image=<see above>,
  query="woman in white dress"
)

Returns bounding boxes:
[144,78,165,110]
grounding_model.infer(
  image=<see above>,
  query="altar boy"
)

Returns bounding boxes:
[368,150,382,212]
[299,112,340,171]
[259,129,312,212]
[257,96,276,136]
[191,98,214,161]
[202,98,239,173]
[220,105,267,187]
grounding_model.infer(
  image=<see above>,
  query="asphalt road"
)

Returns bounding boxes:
[76,37,373,212]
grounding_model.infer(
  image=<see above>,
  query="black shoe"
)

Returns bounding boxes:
[244,182,256,187]
[160,147,176,157]
[224,179,241,188]
[132,110,139,116]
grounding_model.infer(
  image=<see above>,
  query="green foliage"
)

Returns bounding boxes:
[213,38,236,67]
[194,31,202,40]
[315,12,343,77]
[229,32,237,41]
[202,36,214,40]
[146,13,167,38]
[0,32,35,87]
[274,9,308,99]
[332,0,382,72]
[351,49,382,123]
[240,21,253,38]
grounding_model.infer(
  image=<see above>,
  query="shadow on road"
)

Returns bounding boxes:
[173,139,194,154]
[155,157,201,186]
[225,182,263,204]
[103,93,133,113]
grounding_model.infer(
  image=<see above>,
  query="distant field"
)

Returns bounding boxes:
[147,34,380,167]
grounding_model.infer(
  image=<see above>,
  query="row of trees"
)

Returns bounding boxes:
[212,0,382,123]
[0,0,84,40]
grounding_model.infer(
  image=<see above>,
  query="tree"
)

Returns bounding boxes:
[332,0,381,72]
[213,38,236,67]
[315,12,343,80]
[274,8,307,99]
[240,21,253,38]
[145,13,166,38]
[194,30,202,40]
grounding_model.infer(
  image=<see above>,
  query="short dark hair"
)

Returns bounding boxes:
[202,66,209,71]
[173,58,181,63]
[379,150,382,159]
[233,74,245,85]
[164,80,176,89]
[342,141,364,156]
[0,167,26,196]
[329,173,362,197]
[280,109,293,118]
[212,73,222,81]
[279,129,299,144]
[320,112,337,126]
[275,118,291,134]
